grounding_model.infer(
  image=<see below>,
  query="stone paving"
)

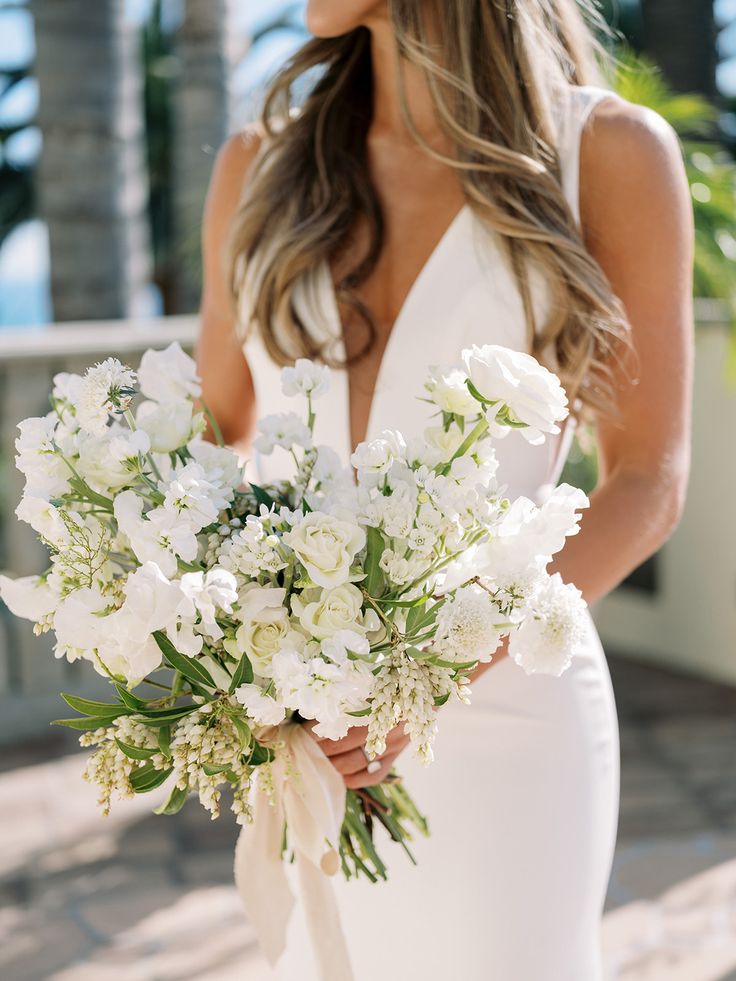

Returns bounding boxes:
[1,652,735,980]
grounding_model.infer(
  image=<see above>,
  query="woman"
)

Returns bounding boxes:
[196,1,693,978]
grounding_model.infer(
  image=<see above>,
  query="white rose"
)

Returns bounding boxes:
[292,583,378,640]
[235,606,300,678]
[425,365,477,416]
[462,344,568,443]
[136,399,193,453]
[138,341,201,403]
[283,510,365,588]
[281,359,331,399]
[351,430,406,476]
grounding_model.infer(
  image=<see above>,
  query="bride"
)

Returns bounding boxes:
[196,1,693,978]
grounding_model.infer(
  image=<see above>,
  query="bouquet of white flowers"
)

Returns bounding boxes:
[0,339,589,959]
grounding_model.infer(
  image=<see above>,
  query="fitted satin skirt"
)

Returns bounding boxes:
[274,608,620,981]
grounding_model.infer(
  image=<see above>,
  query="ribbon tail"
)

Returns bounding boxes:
[234,783,294,966]
[296,851,355,981]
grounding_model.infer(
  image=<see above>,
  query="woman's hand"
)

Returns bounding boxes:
[305,721,411,790]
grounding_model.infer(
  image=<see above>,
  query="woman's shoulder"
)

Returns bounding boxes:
[577,85,686,233]
[210,123,267,199]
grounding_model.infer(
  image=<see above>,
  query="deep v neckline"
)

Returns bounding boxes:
[319,202,471,459]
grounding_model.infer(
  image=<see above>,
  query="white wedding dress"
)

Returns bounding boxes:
[240,84,620,981]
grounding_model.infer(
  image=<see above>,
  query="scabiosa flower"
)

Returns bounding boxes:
[77,358,137,436]
[434,584,506,663]
[509,573,588,676]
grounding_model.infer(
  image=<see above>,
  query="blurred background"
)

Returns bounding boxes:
[0,1,735,978]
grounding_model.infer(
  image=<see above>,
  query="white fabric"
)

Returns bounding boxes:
[241,83,620,981]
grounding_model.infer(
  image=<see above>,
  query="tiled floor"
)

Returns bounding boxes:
[1,651,735,980]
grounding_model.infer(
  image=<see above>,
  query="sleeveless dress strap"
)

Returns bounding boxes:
[558,84,618,230]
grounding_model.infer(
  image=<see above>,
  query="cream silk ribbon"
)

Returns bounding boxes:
[233,721,355,980]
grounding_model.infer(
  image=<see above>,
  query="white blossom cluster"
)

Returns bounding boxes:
[0,345,590,829]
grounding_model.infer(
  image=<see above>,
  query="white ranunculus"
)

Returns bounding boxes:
[77,358,137,436]
[509,573,587,676]
[281,359,330,400]
[253,413,312,455]
[424,424,465,461]
[351,430,405,477]
[138,341,201,403]
[234,682,287,726]
[292,583,377,641]
[425,365,478,417]
[76,427,150,491]
[283,510,365,588]
[136,399,193,453]
[462,344,568,443]
[0,574,58,621]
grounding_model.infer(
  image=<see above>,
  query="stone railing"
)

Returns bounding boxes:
[0,305,733,744]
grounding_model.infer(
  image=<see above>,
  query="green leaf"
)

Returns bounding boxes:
[153,631,217,689]
[202,763,231,776]
[228,652,254,693]
[52,716,118,731]
[433,692,451,707]
[231,715,251,749]
[346,707,371,718]
[130,764,173,793]
[248,482,276,509]
[157,725,172,758]
[430,656,479,671]
[364,526,386,598]
[115,739,158,761]
[60,693,129,718]
[248,742,274,766]
[374,594,429,609]
[114,685,147,710]
[154,784,189,815]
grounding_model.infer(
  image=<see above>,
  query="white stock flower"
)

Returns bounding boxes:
[0,574,58,621]
[283,510,365,588]
[114,491,198,577]
[161,462,228,530]
[425,365,478,416]
[136,399,193,453]
[77,358,137,436]
[15,496,70,547]
[462,344,568,443]
[234,683,287,726]
[435,584,505,663]
[76,427,150,492]
[187,439,244,490]
[351,430,405,477]
[253,413,312,455]
[53,586,111,660]
[509,573,587,676]
[138,341,201,403]
[178,568,238,640]
[292,584,378,641]
[218,515,287,579]
[15,416,69,498]
[281,359,330,399]
[52,371,84,407]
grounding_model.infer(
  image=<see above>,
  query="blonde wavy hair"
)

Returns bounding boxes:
[229,0,630,419]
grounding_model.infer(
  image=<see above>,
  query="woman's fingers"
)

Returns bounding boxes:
[343,750,401,789]
[304,721,369,757]
[328,746,373,776]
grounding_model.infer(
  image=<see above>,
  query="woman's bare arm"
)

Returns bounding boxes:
[196,126,263,452]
